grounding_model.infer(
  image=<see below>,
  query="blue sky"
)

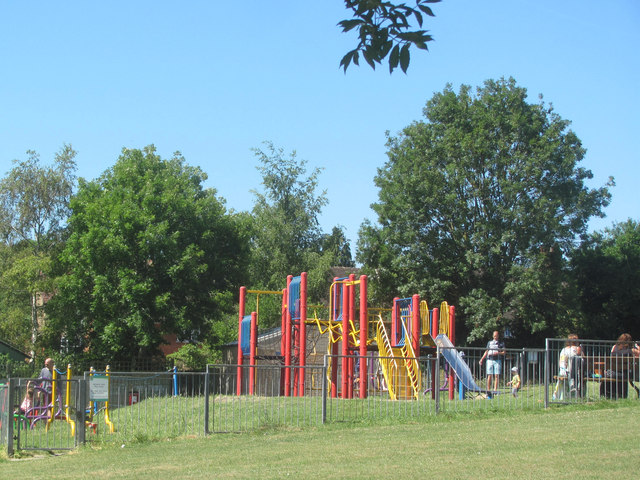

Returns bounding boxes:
[1,1,638,252]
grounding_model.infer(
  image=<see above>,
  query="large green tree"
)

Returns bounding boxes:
[571,219,640,340]
[248,143,353,318]
[357,78,612,345]
[0,145,77,355]
[45,146,249,364]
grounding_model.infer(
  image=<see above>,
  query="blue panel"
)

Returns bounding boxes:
[288,276,301,320]
[394,297,412,346]
[240,315,252,355]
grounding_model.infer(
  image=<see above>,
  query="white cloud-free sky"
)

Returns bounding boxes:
[1,1,638,251]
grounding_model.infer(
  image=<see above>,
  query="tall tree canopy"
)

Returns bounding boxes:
[45,146,249,363]
[358,78,612,345]
[249,143,353,313]
[0,145,77,354]
[572,219,640,340]
[0,145,76,252]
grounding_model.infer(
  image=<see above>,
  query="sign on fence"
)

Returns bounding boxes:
[90,374,109,401]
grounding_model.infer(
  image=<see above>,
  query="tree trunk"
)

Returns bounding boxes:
[31,293,38,360]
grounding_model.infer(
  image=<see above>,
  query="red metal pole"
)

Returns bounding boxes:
[348,274,355,399]
[448,305,456,400]
[431,307,439,338]
[281,288,286,356]
[299,272,307,397]
[391,297,399,347]
[331,278,339,398]
[412,294,420,356]
[237,286,246,396]
[249,311,257,395]
[348,273,356,327]
[359,275,368,399]
[341,280,349,398]
[284,275,293,397]
[280,287,287,396]
[431,307,439,400]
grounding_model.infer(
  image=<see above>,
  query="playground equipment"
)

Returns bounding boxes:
[15,365,70,432]
[11,364,115,437]
[46,365,75,433]
[88,366,114,434]
[236,271,460,401]
[376,297,456,400]
[436,334,488,397]
[237,273,370,398]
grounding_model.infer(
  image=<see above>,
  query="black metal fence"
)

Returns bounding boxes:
[2,339,638,455]
[545,338,638,404]
[1,377,86,455]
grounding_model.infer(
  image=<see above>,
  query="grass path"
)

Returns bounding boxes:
[3,404,640,479]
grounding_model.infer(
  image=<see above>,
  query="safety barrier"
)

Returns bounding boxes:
[2,340,638,454]
[545,338,639,405]
[1,376,85,454]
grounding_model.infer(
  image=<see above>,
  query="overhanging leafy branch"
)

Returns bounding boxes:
[339,0,440,73]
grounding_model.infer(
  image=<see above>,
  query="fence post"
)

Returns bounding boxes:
[172,366,178,397]
[321,355,328,424]
[204,364,210,435]
[76,379,87,446]
[544,339,550,408]
[6,379,14,456]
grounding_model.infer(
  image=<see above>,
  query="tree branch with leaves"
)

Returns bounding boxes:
[339,0,440,73]
[0,145,77,357]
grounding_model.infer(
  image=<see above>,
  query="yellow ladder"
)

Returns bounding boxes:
[375,315,421,400]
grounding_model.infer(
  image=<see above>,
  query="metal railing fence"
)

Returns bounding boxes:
[2,339,639,455]
[0,383,8,447]
[90,370,206,442]
[434,345,547,413]
[1,377,84,454]
[321,354,437,422]
[545,338,639,405]
[204,364,325,433]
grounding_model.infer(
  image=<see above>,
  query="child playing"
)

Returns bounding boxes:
[16,382,34,414]
[507,367,521,398]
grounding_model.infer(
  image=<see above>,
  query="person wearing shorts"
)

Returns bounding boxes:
[479,331,505,392]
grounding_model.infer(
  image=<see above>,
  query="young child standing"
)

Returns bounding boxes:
[16,382,34,414]
[507,367,521,398]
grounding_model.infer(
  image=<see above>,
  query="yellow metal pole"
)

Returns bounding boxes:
[88,367,95,424]
[65,364,76,436]
[104,365,114,433]
[46,366,57,431]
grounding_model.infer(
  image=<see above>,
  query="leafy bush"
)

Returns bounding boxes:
[167,344,220,371]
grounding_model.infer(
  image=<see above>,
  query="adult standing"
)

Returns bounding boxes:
[553,334,583,400]
[38,357,54,401]
[479,331,505,392]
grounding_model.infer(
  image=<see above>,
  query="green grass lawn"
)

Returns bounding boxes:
[2,402,639,479]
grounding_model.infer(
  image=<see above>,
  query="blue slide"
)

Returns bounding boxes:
[435,334,489,394]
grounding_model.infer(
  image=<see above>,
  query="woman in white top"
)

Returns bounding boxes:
[553,334,583,400]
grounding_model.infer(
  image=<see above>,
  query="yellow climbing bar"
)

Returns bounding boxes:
[104,366,115,433]
[65,364,76,436]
